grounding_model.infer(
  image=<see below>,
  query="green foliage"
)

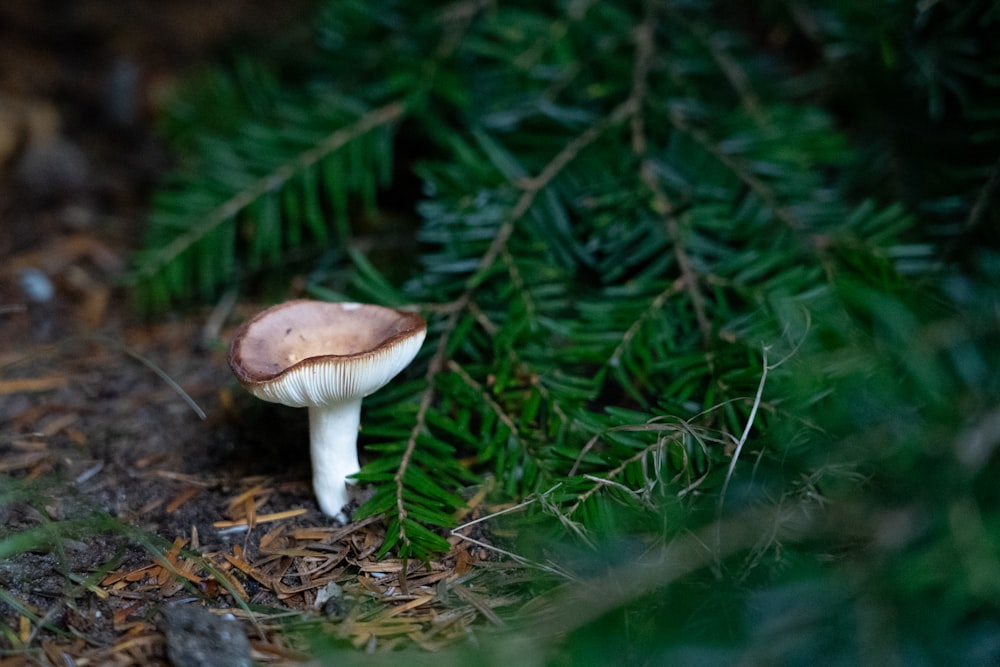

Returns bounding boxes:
[132,0,1000,661]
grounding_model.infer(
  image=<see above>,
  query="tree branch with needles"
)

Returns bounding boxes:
[392,99,641,550]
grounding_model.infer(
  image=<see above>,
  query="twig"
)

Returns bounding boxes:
[447,359,520,436]
[580,474,642,500]
[569,416,723,493]
[568,433,602,477]
[713,345,770,570]
[712,316,807,560]
[717,345,769,512]
[450,486,579,581]
[450,531,577,581]
[0,334,206,420]
[108,338,207,421]
[452,494,544,532]
[566,429,683,517]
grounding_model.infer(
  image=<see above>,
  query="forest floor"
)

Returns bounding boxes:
[0,4,518,665]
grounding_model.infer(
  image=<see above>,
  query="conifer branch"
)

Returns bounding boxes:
[569,436,677,516]
[630,6,713,339]
[669,113,807,233]
[392,98,638,549]
[131,100,407,285]
[668,7,766,123]
[607,278,683,370]
[499,245,534,323]
[447,359,520,437]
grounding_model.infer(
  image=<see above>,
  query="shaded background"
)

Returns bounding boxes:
[0,0,307,332]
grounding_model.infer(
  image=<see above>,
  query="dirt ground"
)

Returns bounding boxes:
[0,4,514,664]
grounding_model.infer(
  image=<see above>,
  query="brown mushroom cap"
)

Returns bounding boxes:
[228,300,427,408]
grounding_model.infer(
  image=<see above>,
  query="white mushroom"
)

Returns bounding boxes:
[228,300,426,520]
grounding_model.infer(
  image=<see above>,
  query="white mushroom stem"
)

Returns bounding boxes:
[229,301,427,521]
[307,398,363,520]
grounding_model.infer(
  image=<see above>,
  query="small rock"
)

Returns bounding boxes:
[18,267,54,303]
[105,58,141,127]
[162,604,252,667]
[59,203,96,230]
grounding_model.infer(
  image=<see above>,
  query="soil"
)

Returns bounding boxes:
[0,4,513,665]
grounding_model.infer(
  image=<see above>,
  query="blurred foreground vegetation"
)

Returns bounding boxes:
[128,0,1000,662]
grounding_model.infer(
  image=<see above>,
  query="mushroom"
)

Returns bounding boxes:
[228,300,426,520]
